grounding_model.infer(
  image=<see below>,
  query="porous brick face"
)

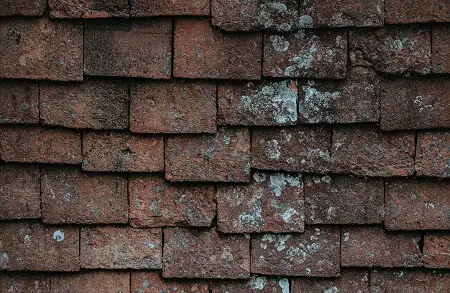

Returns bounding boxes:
[212,276,290,293]
[132,272,209,293]
[49,0,129,18]
[385,0,450,23]
[51,271,130,293]
[0,0,46,16]
[0,81,39,124]
[0,274,50,293]
[292,269,369,292]
[371,270,450,292]
[432,25,450,73]
[131,0,210,16]
[416,131,450,178]
[424,233,450,268]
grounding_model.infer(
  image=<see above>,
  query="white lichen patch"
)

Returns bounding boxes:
[413,95,441,114]
[284,43,317,76]
[276,234,292,251]
[279,278,290,293]
[53,230,65,242]
[253,172,267,183]
[299,15,314,28]
[324,286,339,293]
[270,35,290,52]
[257,2,297,31]
[299,84,341,123]
[250,276,267,290]
[239,188,264,228]
[260,234,276,249]
[286,242,321,262]
[281,208,299,223]
[265,139,281,159]
[268,173,302,197]
[0,252,9,268]
[343,232,350,242]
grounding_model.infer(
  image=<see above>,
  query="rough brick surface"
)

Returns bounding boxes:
[385,0,450,23]
[416,131,450,178]
[174,19,262,79]
[0,81,39,124]
[0,274,50,293]
[424,233,450,268]
[432,25,450,73]
[0,0,46,16]
[292,269,369,292]
[131,0,210,16]
[129,175,216,227]
[49,0,129,18]
[212,276,290,293]
[132,272,209,293]
[80,226,162,269]
[131,81,217,133]
[41,167,128,224]
[163,228,250,279]
[371,270,450,292]
[51,271,130,293]
[251,228,340,276]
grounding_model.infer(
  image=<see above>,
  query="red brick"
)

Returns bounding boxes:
[292,269,369,293]
[84,19,171,78]
[331,126,415,177]
[251,126,331,173]
[0,274,50,293]
[386,0,450,23]
[305,175,384,224]
[174,19,262,80]
[51,271,130,293]
[434,0,450,22]
[263,30,347,79]
[299,67,379,124]
[218,80,298,126]
[49,0,128,18]
[211,0,298,31]
[0,126,81,164]
[0,81,39,124]
[0,165,40,220]
[82,131,164,172]
[131,0,209,16]
[416,131,450,178]
[212,276,290,293]
[131,81,216,133]
[385,179,450,230]
[129,175,216,228]
[41,166,128,224]
[424,233,450,268]
[0,222,79,271]
[166,127,250,182]
[163,227,250,279]
[132,271,209,293]
[350,26,431,75]
[432,25,450,73]
[40,81,129,130]
[0,18,83,81]
[371,270,450,292]
[80,226,162,269]
[217,172,304,233]
[0,0,46,16]
[341,227,422,267]
[251,227,340,277]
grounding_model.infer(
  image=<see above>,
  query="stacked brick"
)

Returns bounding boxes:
[0,0,449,292]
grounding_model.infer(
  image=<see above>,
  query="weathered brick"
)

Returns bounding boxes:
[385,0,450,23]
[251,227,340,277]
[41,166,128,224]
[132,272,209,293]
[432,25,450,73]
[0,222,79,271]
[0,274,50,293]
[51,271,130,293]
[252,126,331,173]
[341,227,422,267]
[299,67,379,124]
[0,81,39,124]
[350,26,431,75]
[166,127,251,182]
[371,270,450,292]
[84,19,171,78]
[331,126,415,176]
[80,226,162,269]
[380,78,450,130]
[0,18,83,81]
[434,0,450,22]
[212,276,290,293]
[292,269,369,293]
[131,0,209,16]
[416,131,450,178]
[264,30,347,79]
[49,0,129,18]
[217,172,304,233]
[305,175,384,224]
[163,227,250,279]
[0,165,40,220]
[211,0,298,31]
[0,126,82,164]
[129,175,216,228]
[174,19,262,80]
[424,233,450,268]
[82,131,164,172]
[40,81,129,130]
[385,179,450,230]
[0,0,46,16]
[131,81,216,133]
[218,80,298,126]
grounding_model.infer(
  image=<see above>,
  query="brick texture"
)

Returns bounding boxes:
[132,272,209,293]
[424,233,450,268]
[213,276,290,293]
[371,270,450,292]
[0,81,39,124]
[385,0,450,23]
[0,0,46,16]
[292,269,369,292]
[131,0,210,16]
[0,274,50,293]
[432,25,450,73]
[51,271,130,293]
[416,131,450,178]
[49,0,129,18]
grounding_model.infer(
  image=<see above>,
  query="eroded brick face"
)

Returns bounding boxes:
[432,25,450,73]
[51,271,130,293]
[292,269,369,293]
[371,270,450,292]
[424,233,450,268]
[0,0,46,16]
[416,131,450,178]
[0,81,39,124]
[131,0,210,16]
[49,0,129,18]
[212,276,290,293]
[385,0,450,23]
[0,274,50,293]
[132,272,209,293]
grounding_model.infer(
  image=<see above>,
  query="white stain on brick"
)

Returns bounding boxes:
[279,278,290,293]
[250,276,267,290]
[268,173,301,197]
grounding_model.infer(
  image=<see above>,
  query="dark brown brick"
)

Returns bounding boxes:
[82,131,164,172]
[385,0,434,23]
[41,166,128,224]
[292,269,369,293]
[84,19,172,78]
[163,227,250,279]
[424,233,450,268]
[212,276,290,293]
[81,226,162,269]
[0,0,46,16]
[432,25,450,73]
[263,30,347,79]
[132,272,209,293]
[131,81,216,133]
[331,126,415,176]
[0,222,79,271]
[129,175,216,228]
[0,274,50,293]
[341,227,422,267]
[166,127,251,182]
[131,0,209,16]
[51,271,130,293]
[434,0,450,22]
[49,0,129,18]
[251,227,340,277]
[371,270,450,292]
[416,131,450,178]
[251,126,331,173]
[0,81,39,124]
[174,19,262,80]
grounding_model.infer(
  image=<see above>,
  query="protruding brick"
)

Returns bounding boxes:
[251,228,340,276]
[51,271,130,293]
[0,126,82,164]
[305,175,384,224]
[129,175,216,227]
[131,0,209,16]
[81,226,162,269]
[40,81,129,130]
[264,30,347,79]
[371,270,450,292]
[213,276,290,293]
[174,19,262,80]
[0,81,39,124]
[424,233,450,268]
[432,25,450,73]
[0,222,79,271]
[166,127,251,182]
[331,126,415,176]
[163,227,250,279]
[416,131,450,178]
[84,19,172,78]
[385,179,450,230]
[252,126,331,173]
[131,81,216,133]
[0,0,46,16]
[132,272,209,293]
[292,269,369,293]
[41,166,128,224]
[341,227,422,267]
[49,0,129,18]
[82,132,164,172]
[385,0,450,23]
[218,80,298,126]
[0,274,50,293]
